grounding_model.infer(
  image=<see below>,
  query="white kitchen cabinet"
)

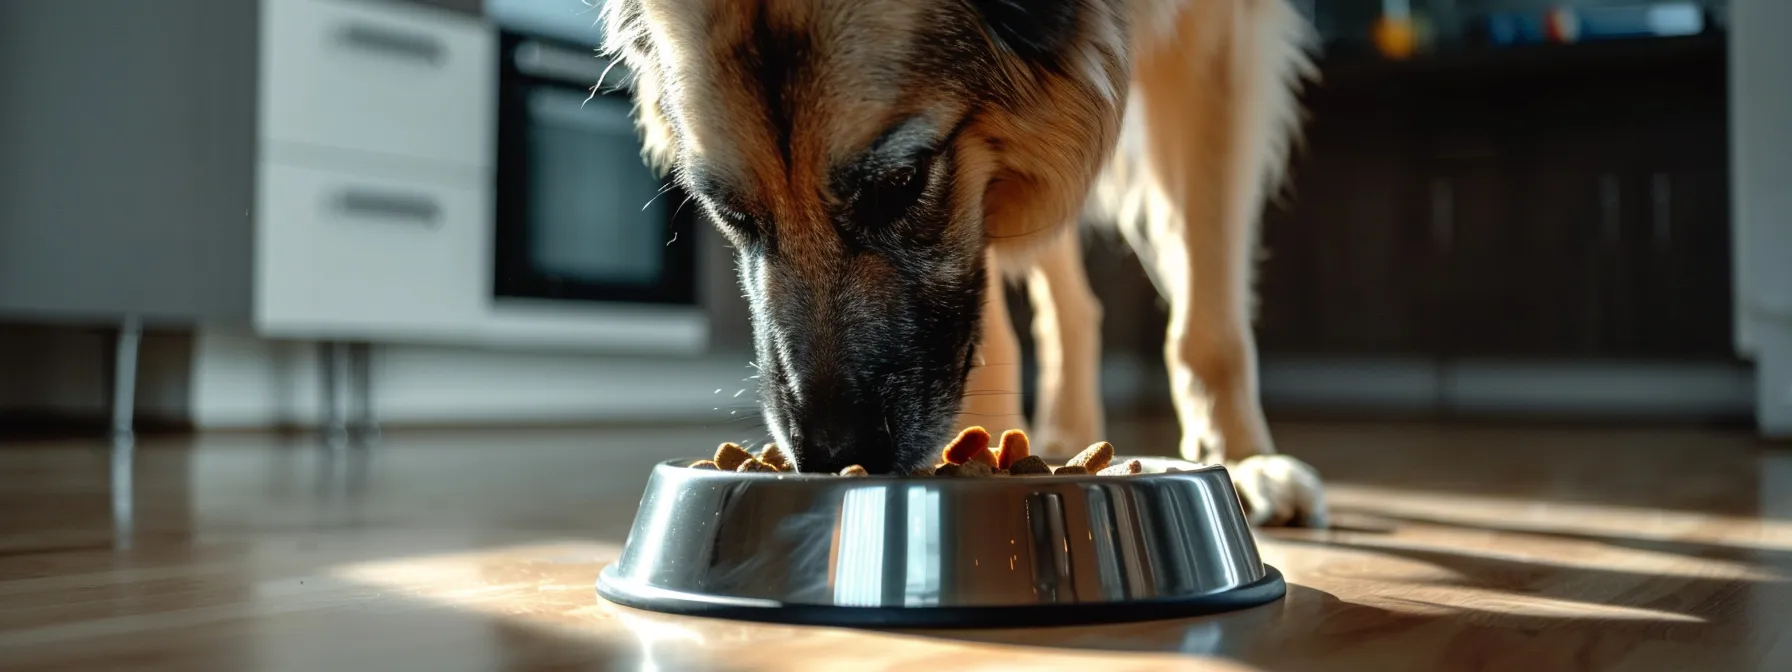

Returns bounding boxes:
[0,0,495,340]
[254,160,489,338]
[0,0,500,439]
[261,0,495,169]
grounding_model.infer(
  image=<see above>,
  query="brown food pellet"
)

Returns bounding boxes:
[969,447,999,468]
[941,426,993,465]
[1067,442,1114,472]
[736,458,779,473]
[692,428,1153,478]
[714,442,754,471]
[1008,455,1052,475]
[995,429,1030,470]
[758,443,793,471]
[957,460,994,478]
[1097,459,1142,476]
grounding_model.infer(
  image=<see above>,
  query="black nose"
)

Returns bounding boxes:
[786,379,894,474]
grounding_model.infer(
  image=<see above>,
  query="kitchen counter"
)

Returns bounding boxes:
[1,419,1788,670]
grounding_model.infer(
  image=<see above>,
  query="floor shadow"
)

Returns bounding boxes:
[875,524,1789,671]
[1329,507,1792,569]
[1265,420,1791,519]
[860,569,1766,672]
[1266,533,1787,624]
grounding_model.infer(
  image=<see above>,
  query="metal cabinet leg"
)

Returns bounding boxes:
[350,342,380,444]
[319,341,351,448]
[108,317,141,549]
[110,316,142,445]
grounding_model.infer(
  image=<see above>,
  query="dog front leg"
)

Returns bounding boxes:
[956,249,1028,437]
[1026,228,1105,459]
[1127,0,1328,527]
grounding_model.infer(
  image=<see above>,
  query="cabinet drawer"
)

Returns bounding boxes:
[255,162,486,339]
[260,0,494,168]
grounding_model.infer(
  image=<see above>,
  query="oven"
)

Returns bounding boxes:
[492,27,703,328]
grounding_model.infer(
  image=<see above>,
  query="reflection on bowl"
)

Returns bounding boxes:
[597,457,1284,627]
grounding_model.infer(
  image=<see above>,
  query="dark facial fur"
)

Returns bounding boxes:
[601,0,1124,473]
[713,119,988,474]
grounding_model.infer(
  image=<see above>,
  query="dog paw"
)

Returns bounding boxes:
[1229,454,1329,528]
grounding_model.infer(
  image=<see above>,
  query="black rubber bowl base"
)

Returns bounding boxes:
[596,565,1286,629]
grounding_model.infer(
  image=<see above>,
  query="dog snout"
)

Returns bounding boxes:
[782,376,895,474]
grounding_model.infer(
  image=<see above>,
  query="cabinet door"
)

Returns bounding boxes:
[255,160,486,341]
[1432,148,1617,358]
[1625,93,1733,359]
[1634,168,1733,357]
[1265,83,1438,356]
[1255,196,1320,354]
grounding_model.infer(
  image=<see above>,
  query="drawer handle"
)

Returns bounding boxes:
[1651,173,1672,247]
[334,189,442,227]
[335,22,445,67]
[1429,177,1454,253]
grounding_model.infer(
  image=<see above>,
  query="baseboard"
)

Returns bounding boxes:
[0,410,192,442]
[1257,355,1756,423]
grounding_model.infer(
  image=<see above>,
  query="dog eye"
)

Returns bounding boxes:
[858,155,934,225]
[885,165,916,188]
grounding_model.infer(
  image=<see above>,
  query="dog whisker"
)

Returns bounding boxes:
[640,182,676,212]
[669,194,696,225]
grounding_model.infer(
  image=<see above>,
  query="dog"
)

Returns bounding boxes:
[600,0,1327,526]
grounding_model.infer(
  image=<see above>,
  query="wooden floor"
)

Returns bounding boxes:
[1,419,1788,671]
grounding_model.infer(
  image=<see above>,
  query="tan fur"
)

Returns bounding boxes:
[1022,228,1105,458]
[603,0,1329,526]
[1088,0,1326,525]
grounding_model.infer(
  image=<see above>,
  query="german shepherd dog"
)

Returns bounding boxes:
[601,0,1327,526]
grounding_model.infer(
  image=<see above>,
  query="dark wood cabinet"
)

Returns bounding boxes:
[1256,35,1733,363]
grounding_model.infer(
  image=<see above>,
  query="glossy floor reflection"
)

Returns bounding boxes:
[0,421,1788,671]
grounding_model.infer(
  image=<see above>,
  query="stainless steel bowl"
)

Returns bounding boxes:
[597,457,1283,627]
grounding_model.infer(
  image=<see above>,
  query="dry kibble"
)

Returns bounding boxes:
[968,446,999,468]
[758,443,793,471]
[1008,455,1052,475]
[1097,459,1143,476]
[1067,442,1114,472]
[957,460,994,478]
[941,426,993,465]
[995,430,1030,470]
[692,431,1152,479]
[736,458,779,473]
[714,442,754,471]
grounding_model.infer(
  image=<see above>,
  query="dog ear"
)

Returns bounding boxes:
[599,0,678,174]
[966,0,1080,62]
[626,67,678,176]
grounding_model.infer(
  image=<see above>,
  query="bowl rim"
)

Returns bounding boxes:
[654,455,1224,481]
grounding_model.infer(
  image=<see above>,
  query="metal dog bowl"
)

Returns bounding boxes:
[597,457,1284,627]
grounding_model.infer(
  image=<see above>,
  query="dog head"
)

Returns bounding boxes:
[601,0,1127,473]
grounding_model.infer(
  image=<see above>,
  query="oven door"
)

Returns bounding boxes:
[494,33,699,308]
